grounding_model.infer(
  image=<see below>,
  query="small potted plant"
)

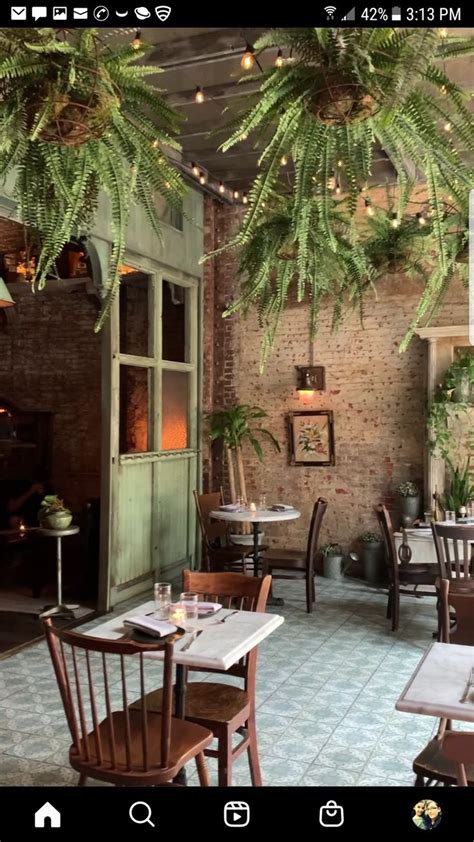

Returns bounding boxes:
[396,481,420,527]
[321,543,345,580]
[358,531,385,584]
[38,495,73,530]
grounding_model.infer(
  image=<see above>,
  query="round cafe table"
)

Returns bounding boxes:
[210,507,301,603]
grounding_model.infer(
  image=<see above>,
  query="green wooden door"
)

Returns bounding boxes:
[107,268,200,606]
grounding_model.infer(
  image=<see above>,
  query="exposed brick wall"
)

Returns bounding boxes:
[203,196,468,553]
[0,221,101,512]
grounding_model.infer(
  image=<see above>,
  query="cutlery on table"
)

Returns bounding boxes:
[459,667,474,703]
[211,610,239,625]
[181,629,203,651]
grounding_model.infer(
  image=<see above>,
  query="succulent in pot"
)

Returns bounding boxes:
[358,531,385,584]
[39,495,73,530]
[396,481,420,527]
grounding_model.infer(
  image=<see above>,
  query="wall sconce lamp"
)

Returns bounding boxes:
[296,365,325,396]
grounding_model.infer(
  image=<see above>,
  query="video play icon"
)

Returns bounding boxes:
[224,802,250,828]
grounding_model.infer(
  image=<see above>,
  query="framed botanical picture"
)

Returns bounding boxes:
[288,410,335,466]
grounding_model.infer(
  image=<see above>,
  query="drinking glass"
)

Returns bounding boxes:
[180,591,199,625]
[445,510,456,523]
[423,510,432,524]
[154,582,171,619]
[469,502,474,520]
[259,493,267,510]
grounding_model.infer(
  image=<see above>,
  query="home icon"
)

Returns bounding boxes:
[34,802,61,828]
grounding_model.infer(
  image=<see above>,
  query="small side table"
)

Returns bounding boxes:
[38,526,80,619]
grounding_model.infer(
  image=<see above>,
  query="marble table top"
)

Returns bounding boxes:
[396,642,474,723]
[87,601,284,671]
[210,507,301,524]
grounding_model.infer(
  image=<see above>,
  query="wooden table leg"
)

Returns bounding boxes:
[174,664,188,785]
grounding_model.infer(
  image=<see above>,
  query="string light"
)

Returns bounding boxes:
[335,180,341,195]
[219,181,225,194]
[275,48,284,67]
[337,159,344,168]
[242,192,248,204]
[241,43,255,70]
[280,154,288,166]
[438,28,448,38]
[191,162,200,177]
[131,30,141,49]
[390,212,400,228]
[194,86,205,104]
[233,189,240,199]
[327,172,336,190]
[416,212,426,226]
[199,172,206,185]
[443,120,452,132]
[440,84,447,95]
[240,132,248,140]
[152,139,159,149]
[365,198,375,217]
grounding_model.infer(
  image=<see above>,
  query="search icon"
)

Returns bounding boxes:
[129,801,155,827]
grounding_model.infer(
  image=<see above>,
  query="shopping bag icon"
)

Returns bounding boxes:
[319,800,344,827]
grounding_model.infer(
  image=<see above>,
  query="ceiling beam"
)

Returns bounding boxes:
[149,27,265,69]
[168,79,260,107]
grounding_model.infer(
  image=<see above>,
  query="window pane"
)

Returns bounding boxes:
[161,370,189,451]
[119,270,150,357]
[119,366,150,454]
[162,280,188,362]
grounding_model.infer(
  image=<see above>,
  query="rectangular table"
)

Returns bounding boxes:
[396,641,474,723]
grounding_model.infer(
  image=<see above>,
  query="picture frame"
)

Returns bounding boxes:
[288,410,335,466]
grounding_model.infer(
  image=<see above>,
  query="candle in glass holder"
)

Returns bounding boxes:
[169,603,187,627]
[19,521,26,537]
[249,502,257,514]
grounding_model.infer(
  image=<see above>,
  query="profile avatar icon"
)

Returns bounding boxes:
[412,799,442,830]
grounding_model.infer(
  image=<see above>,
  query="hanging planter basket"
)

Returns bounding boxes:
[277,241,298,261]
[371,251,410,274]
[27,84,118,147]
[307,75,379,126]
[456,243,469,264]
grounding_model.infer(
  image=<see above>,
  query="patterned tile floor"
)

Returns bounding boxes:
[0,576,464,786]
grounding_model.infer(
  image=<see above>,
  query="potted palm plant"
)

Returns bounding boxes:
[441,459,474,518]
[207,405,280,540]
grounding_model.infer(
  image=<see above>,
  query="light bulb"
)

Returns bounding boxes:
[443,121,452,132]
[335,182,341,195]
[233,190,240,200]
[417,213,426,226]
[165,181,171,189]
[275,49,284,67]
[242,192,248,204]
[219,181,225,194]
[131,30,141,49]
[241,132,248,140]
[440,84,447,95]
[191,162,200,177]
[391,213,400,229]
[337,159,344,168]
[241,48,255,70]
[199,172,206,185]
[438,27,448,38]
[152,139,159,149]
[280,154,288,166]
[327,173,336,190]
[365,199,375,217]
[195,86,205,104]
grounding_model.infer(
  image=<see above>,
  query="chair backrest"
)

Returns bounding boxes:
[182,570,271,691]
[431,524,474,580]
[441,731,474,786]
[305,497,328,573]
[374,504,398,583]
[193,490,228,550]
[438,578,474,645]
[43,618,175,775]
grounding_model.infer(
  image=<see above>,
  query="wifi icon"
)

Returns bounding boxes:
[155,4,171,19]
[324,5,337,18]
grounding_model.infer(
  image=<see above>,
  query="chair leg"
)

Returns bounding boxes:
[217,730,233,787]
[311,575,316,603]
[195,752,210,787]
[386,589,392,619]
[414,774,425,787]
[247,710,263,786]
[305,575,312,614]
[78,773,87,786]
[392,588,400,632]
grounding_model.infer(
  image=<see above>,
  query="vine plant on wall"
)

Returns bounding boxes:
[427,351,474,462]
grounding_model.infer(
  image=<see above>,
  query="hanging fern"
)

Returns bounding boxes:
[0,27,185,329]
[217,27,474,347]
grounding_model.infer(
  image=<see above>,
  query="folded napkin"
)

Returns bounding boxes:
[219,503,240,511]
[197,601,222,615]
[270,504,295,512]
[123,616,177,638]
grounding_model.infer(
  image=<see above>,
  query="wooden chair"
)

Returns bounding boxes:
[43,618,213,787]
[131,570,272,786]
[411,580,474,786]
[431,523,474,582]
[194,490,260,573]
[438,577,474,646]
[374,504,437,632]
[261,498,327,613]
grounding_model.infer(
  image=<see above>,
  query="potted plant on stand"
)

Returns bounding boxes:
[207,405,280,544]
[358,531,385,584]
[321,543,345,581]
[38,495,73,531]
[397,481,420,527]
